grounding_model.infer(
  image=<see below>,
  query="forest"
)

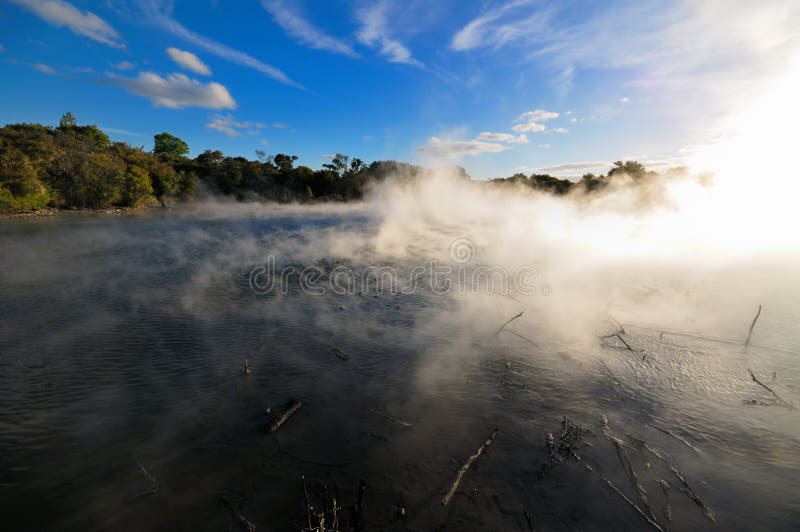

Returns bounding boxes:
[0,113,657,213]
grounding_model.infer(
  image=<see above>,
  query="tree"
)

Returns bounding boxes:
[122,165,153,207]
[58,112,77,129]
[273,154,298,173]
[153,132,189,158]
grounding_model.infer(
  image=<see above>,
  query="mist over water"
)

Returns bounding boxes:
[1,164,799,531]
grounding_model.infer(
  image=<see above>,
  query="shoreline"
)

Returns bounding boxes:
[0,207,145,221]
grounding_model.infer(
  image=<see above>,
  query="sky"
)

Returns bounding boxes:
[0,0,798,179]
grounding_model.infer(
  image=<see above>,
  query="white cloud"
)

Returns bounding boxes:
[166,47,211,76]
[109,71,236,110]
[536,161,610,175]
[518,109,559,122]
[511,108,559,133]
[139,1,302,89]
[115,60,134,70]
[538,143,552,148]
[620,96,630,103]
[417,136,509,158]
[10,0,123,48]
[356,1,422,67]
[34,62,54,75]
[206,114,266,136]
[551,127,569,134]
[511,122,545,133]
[261,0,357,57]
[451,1,550,52]
[477,132,529,144]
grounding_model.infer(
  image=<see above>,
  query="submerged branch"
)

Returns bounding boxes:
[495,311,524,336]
[442,428,498,506]
[267,399,303,432]
[745,305,762,346]
[747,368,794,409]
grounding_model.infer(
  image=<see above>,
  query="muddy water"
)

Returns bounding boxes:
[1,211,799,531]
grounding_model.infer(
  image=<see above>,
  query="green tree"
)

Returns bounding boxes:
[153,132,189,158]
[58,112,77,129]
[80,153,124,208]
[122,165,153,207]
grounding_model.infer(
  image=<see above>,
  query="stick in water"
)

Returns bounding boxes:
[745,304,762,346]
[368,409,412,427]
[267,399,303,432]
[442,428,498,506]
[495,311,523,336]
[747,368,794,409]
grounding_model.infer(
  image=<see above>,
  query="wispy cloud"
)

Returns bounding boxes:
[115,60,135,71]
[476,132,528,144]
[356,1,422,67]
[166,47,211,76]
[536,161,610,175]
[100,126,143,137]
[139,1,303,90]
[10,0,124,48]
[205,114,266,136]
[512,108,559,133]
[34,62,55,75]
[451,0,548,52]
[417,136,509,158]
[108,71,236,110]
[261,0,357,57]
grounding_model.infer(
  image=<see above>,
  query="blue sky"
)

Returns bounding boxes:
[0,1,796,178]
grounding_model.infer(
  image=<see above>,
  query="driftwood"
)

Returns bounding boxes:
[301,475,313,532]
[747,368,794,409]
[501,329,537,347]
[624,432,716,524]
[221,496,256,532]
[598,474,664,531]
[658,479,671,523]
[610,437,658,524]
[442,429,498,505]
[267,399,303,432]
[745,305,762,346]
[333,347,350,361]
[523,509,535,532]
[646,422,702,454]
[352,479,366,532]
[368,409,412,427]
[135,458,157,495]
[495,311,523,336]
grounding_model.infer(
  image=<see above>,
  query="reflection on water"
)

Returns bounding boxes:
[1,211,798,531]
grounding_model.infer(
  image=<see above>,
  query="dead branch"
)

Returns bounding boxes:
[221,496,256,532]
[495,311,523,336]
[352,479,366,532]
[267,399,303,432]
[441,428,498,506]
[523,509,535,532]
[332,347,350,361]
[658,479,671,523]
[135,458,157,494]
[646,422,702,454]
[368,408,411,427]
[302,475,313,532]
[625,432,716,524]
[600,475,664,531]
[606,310,626,334]
[500,329,537,347]
[747,368,794,409]
[745,304,762,346]
[610,437,658,524]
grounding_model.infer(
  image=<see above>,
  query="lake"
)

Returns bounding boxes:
[1,206,799,531]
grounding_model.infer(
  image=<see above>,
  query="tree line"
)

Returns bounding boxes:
[0,113,658,213]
